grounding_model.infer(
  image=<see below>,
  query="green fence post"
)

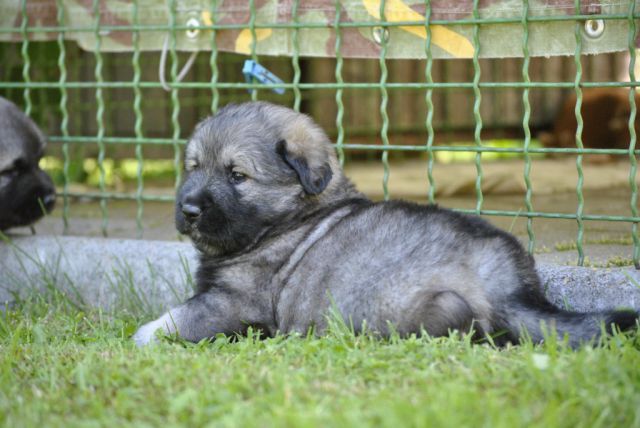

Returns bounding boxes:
[627,0,639,268]
[56,0,70,234]
[424,0,436,204]
[573,0,586,266]
[169,0,183,192]
[334,0,346,166]
[472,0,484,214]
[379,0,391,200]
[132,0,145,238]
[291,0,302,112]
[521,0,535,254]
[249,0,259,102]
[20,0,31,116]
[210,0,220,113]
[93,0,108,237]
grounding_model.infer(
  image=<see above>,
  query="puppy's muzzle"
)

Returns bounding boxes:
[180,190,212,224]
[181,203,202,222]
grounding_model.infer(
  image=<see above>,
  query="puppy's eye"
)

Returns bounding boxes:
[230,171,246,184]
[0,168,18,179]
[14,159,28,171]
[185,159,199,171]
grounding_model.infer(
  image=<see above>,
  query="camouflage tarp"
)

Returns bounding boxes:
[1,0,639,58]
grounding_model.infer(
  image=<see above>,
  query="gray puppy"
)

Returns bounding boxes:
[134,102,638,347]
[0,97,56,231]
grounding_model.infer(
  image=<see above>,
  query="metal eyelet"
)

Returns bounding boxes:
[372,26,390,45]
[584,19,605,39]
[185,17,201,40]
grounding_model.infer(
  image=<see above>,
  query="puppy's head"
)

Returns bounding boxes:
[0,97,56,231]
[176,102,359,255]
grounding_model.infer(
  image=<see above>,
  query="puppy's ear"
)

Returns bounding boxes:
[276,139,333,195]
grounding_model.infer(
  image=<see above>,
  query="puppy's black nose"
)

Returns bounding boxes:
[181,203,202,221]
[42,193,56,212]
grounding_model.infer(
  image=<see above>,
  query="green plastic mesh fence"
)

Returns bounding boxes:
[0,0,639,267]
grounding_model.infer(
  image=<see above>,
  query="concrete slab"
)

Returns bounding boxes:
[0,236,197,312]
[1,236,638,315]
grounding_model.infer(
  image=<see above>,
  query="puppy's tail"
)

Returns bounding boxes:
[504,294,638,347]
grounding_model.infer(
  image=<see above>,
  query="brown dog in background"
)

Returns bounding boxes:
[539,88,640,160]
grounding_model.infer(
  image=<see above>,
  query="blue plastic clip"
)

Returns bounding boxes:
[243,60,285,95]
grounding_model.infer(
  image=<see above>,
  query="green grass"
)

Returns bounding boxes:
[583,256,636,268]
[554,236,635,252]
[40,157,178,188]
[1,289,640,428]
[39,139,544,189]
[434,139,546,163]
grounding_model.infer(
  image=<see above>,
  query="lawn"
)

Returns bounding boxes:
[1,290,639,428]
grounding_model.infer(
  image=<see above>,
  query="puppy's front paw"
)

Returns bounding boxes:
[132,311,179,346]
[132,320,164,346]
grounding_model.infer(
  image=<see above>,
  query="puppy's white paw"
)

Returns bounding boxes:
[132,310,180,346]
[132,319,164,346]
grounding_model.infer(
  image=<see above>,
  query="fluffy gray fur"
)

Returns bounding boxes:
[133,101,638,348]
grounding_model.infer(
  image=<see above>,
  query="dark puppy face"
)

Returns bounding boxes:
[0,97,56,231]
[176,102,343,255]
